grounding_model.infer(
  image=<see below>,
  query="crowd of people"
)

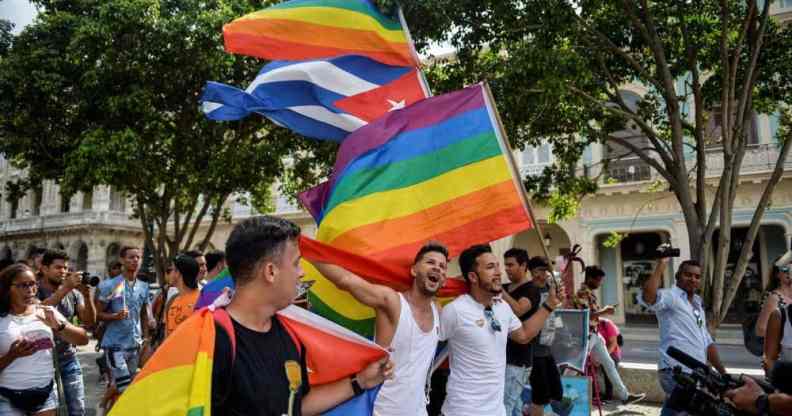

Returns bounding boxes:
[2,215,792,415]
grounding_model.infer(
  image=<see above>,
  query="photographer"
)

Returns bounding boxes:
[639,256,726,416]
[725,376,792,415]
[38,249,96,416]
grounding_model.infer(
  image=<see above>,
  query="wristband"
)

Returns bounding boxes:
[542,302,554,313]
[350,377,364,396]
[56,322,66,332]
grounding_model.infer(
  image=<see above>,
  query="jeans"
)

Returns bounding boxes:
[589,334,628,400]
[659,369,688,416]
[60,354,86,416]
[504,365,530,416]
[106,348,140,393]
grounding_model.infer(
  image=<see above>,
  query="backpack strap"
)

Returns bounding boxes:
[277,314,303,358]
[212,308,237,365]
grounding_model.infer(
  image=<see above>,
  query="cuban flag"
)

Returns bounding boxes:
[200,55,429,142]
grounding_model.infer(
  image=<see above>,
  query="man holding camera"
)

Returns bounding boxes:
[640,256,726,416]
[725,376,792,415]
[37,249,97,416]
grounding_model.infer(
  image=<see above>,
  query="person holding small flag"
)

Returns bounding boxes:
[95,245,150,406]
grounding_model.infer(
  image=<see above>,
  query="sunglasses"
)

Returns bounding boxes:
[12,281,38,290]
[484,306,502,333]
[780,266,791,274]
[692,307,703,328]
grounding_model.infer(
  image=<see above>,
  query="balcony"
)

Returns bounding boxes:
[0,211,140,236]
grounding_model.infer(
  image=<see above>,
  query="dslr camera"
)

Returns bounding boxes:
[665,346,778,416]
[78,271,101,287]
[649,243,680,259]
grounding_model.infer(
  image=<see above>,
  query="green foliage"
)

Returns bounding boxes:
[602,231,626,248]
[0,0,335,274]
[0,20,13,57]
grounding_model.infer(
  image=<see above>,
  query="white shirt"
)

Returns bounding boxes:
[0,308,65,389]
[373,294,439,416]
[440,295,521,416]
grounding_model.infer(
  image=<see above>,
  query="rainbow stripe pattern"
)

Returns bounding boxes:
[110,305,388,415]
[223,0,418,67]
[300,84,534,336]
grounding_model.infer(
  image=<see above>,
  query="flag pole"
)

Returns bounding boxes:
[396,6,433,97]
[481,81,551,261]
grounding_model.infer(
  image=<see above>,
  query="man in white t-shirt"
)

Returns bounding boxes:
[440,244,563,416]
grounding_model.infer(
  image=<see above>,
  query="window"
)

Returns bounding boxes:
[31,188,42,216]
[9,198,18,219]
[110,187,126,212]
[82,190,93,211]
[60,194,70,213]
[706,105,759,146]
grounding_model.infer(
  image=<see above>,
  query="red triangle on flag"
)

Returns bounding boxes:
[277,306,388,385]
[333,70,427,123]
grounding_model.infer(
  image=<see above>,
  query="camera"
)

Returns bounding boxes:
[665,346,775,416]
[79,271,101,287]
[649,243,680,259]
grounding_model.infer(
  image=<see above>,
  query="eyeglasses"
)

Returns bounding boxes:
[692,307,703,328]
[484,306,502,332]
[12,281,37,290]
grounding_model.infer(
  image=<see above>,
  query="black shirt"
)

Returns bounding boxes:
[36,283,83,360]
[506,282,551,365]
[212,316,310,416]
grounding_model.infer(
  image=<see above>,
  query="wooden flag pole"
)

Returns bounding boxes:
[396,6,433,97]
[481,81,552,261]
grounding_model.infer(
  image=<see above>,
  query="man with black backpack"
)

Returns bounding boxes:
[211,215,392,416]
[38,249,96,416]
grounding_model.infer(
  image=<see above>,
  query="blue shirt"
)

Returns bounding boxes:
[638,285,714,371]
[98,275,150,349]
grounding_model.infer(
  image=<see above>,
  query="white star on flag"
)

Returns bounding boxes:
[387,99,406,112]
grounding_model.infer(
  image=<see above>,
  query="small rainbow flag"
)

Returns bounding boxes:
[223,0,419,67]
[110,305,388,415]
[300,83,535,336]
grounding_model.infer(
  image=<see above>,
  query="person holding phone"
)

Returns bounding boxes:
[573,265,645,405]
[0,263,88,416]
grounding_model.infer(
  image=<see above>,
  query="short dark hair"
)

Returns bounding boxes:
[206,250,226,271]
[676,260,701,279]
[413,241,449,265]
[585,265,606,281]
[119,245,139,259]
[504,248,529,266]
[184,250,204,259]
[458,244,492,283]
[226,216,301,286]
[42,249,69,267]
[527,256,550,271]
[173,254,200,290]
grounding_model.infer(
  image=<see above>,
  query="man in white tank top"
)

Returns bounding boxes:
[309,242,449,416]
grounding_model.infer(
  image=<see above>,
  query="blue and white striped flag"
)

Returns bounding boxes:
[200,55,428,142]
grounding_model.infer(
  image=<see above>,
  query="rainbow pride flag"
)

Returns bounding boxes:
[110,304,387,416]
[300,83,535,335]
[223,0,418,67]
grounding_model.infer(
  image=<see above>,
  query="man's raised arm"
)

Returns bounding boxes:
[309,261,400,319]
[642,259,668,305]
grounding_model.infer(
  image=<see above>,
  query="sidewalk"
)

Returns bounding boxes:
[621,323,744,345]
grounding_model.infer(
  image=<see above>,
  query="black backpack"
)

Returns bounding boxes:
[743,299,787,357]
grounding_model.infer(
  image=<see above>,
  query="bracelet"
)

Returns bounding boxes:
[56,322,66,332]
[542,302,554,313]
[350,377,364,396]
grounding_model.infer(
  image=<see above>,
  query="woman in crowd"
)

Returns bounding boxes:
[756,261,792,338]
[164,255,200,337]
[0,263,88,416]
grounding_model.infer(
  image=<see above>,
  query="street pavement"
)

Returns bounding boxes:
[622,339,761,370]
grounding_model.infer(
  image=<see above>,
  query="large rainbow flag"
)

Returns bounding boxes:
[110,304,387,415]
[223,0,419,67]
[300,83,535,336]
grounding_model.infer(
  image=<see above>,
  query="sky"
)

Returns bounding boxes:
[1,0,37,34]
